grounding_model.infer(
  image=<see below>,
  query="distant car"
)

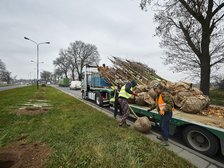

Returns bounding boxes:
[69,81,81,90]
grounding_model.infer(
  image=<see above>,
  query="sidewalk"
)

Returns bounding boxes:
[55,87,224,168]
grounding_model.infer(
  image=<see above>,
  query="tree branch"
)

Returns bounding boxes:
[212,2,224,17]
[179,0,204,23]
[179,21,202,59]
[210,57,224,67]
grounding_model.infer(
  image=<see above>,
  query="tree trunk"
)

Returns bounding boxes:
[200,58,210,95]
[65,74,68,78]
[78,74,82,81]
[71,70,75,80]
[7,75,10,84]
[200,22,211,96]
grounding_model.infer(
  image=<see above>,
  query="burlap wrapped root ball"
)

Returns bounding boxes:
[135,92,155,106]
[147,80,159,90]
[174,91,193,107]
[127,95,135,104]
[134,116,151,133]
[134,85,148,93]
[148,88,157,99]
[174,81,192,93]
[190,87,203,95]
[180,95,210,113]
[135,92,147,106]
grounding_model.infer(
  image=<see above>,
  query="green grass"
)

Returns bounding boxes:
[210,89,224,106]
[0,84,13,87]
[0,86,195,168]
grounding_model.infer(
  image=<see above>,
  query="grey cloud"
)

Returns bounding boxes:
[0,0,187,82]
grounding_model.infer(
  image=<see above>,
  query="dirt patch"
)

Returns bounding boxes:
[14,100,52,116]
[15,107,51,116]
[0,141,50,168]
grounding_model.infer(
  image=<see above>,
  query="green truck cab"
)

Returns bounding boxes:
[58,78,70,87]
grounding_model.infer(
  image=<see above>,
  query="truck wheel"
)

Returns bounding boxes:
[183,125,219,156]
[95,92,103,106]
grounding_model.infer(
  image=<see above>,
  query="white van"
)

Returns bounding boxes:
[69,81,81,90]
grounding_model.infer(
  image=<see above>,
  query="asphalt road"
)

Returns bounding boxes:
[53,85,224,167]
[0,85,27,91]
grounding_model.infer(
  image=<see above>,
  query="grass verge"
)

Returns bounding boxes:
[0,86,195,168]
[0,84,13,87]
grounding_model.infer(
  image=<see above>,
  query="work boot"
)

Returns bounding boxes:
[161,140,169,146]
[118,122,123,127]
[118,122,130,127]
[156,136,165,141]
[122,122,130,127]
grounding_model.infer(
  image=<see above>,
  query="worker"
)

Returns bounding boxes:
[149,83,174,146]
[118,80,138,127]
[97,64,109,77]
[113,84,122,118]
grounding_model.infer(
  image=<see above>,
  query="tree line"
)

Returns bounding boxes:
[53,40,100,81]
[0,59,11,84]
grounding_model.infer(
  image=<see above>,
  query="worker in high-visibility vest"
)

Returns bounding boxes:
[110,84,122,118]
[150,83,174,146]
[118,80,138,127]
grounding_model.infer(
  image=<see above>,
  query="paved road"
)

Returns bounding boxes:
[53,85,224,168]
[0,85,27,91]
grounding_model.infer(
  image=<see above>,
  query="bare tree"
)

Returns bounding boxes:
[140,0,224,95]
[53,49,70,78]
[0,59,11,84]
[66,55,76,81]
[0,59,6,72]
[52,68,63,83]
[67,41,100,81]
[1,71,11,84]
[41,70,52,81]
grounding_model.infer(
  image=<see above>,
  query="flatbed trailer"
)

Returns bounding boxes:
[82,64,224,157]
[129,104,224,156]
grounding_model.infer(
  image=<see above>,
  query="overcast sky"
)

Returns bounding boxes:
[0,0,189,82]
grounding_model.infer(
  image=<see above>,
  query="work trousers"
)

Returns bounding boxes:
[114,93,122,117]
[160,111,172,141]
[118,98,129,123]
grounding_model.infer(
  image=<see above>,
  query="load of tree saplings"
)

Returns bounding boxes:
[98,57,224,119]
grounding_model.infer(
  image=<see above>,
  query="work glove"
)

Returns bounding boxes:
[160,110,165,116]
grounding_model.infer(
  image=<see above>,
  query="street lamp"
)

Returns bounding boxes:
[24,37,50,89]
[31,60,44,64]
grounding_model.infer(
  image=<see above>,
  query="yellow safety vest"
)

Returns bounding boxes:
[118,84,133,99]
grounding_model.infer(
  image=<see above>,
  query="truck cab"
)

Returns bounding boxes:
[81,64,113,106]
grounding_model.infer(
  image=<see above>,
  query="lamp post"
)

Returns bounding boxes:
[24,37,50,89]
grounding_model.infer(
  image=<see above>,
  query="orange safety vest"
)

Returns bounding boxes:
[156,94,174,115]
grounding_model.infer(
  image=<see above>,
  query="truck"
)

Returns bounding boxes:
[58,78,70,87]
[81,64,224,157]
[81,65,113,106]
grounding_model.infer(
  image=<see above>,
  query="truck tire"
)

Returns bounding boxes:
[95,92,103,106]
[183,125,219,156]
